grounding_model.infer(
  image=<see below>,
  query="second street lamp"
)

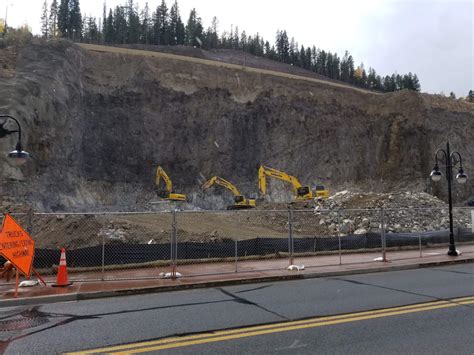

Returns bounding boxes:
[430,141,468,256]
[0,114,30,166]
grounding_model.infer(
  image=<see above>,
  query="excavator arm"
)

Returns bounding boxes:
[156,166,173,193]
[258,165,303,196]
[258,165,328,201]
[202,176,242,196]
[155,166,187,202]
[201,176,256,209]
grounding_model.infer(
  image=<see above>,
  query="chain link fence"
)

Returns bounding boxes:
[453,207,474,255]
[1,206,472,281]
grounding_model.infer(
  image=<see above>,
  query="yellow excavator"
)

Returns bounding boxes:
[201,176,256,210]
[155,166,187,202]
[258,165,329,202]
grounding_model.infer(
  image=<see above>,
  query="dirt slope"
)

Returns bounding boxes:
[0,40,472,212]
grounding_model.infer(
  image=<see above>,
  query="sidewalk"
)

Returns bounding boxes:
[1,245,473,306]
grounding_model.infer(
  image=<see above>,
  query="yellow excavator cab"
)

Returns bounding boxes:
[155,166,187,202]
[315,185,330,199]
[202,176,256,210]
[258,165,329,202]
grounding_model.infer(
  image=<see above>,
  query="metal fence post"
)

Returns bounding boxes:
[27,209,33,235]
[337,209,342,265]
[171,209,177,280]
[380,207,387,262]
[419,232,422,258]
[288,205,294,266]
[101,232,105,281]
[234,240,238,273]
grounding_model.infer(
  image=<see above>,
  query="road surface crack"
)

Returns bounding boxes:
[331,277,474,309]
[217,288,289,320]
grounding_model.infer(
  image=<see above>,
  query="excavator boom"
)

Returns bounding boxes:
[258,165,328,202]
[202,176,256,209]
[155,166,187,202]
[259,165,302,196]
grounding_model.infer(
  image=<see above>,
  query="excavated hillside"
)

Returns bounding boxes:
[0,40,472,212]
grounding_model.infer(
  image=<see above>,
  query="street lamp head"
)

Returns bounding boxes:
[7,142,30,166]
[456,168,467,184]
[1,115,30,166]
[430,166,442,182]
[8,148,30,166]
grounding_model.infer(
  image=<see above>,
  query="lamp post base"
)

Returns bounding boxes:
[447,249,461,256]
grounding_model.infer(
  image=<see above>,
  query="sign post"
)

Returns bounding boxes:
[0,214,45,297]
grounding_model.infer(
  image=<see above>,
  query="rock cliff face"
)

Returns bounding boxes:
[0,41,472,211]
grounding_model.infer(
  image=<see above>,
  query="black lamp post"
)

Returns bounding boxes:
[0,114,30,166]
[430,141,467,256]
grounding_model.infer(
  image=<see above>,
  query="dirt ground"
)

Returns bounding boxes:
[4,190,470,250]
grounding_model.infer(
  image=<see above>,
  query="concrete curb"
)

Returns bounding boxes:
[2,257,473,307]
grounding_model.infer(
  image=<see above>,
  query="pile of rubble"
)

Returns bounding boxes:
[315,190,472,235]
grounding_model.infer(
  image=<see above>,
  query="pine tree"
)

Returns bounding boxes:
[82,14,88,40]
[140,2,151,44]
[298,44,306,68]
[101,1,106,40]
[412,73,421,91]
[153,0,169,45]
[259,36,265,57]
[240,30,247,51]
[126,0,140,44]
[374,75,383,90]
[175,13,185,44]
[205,16,218,49]
[113,6,127,44]
[361,66,368,87]
[276,30,289,63]
[185,8,203,47]
[326,52,333,78]
[104,9,114,43]
[158,0,169,45]
[58,0,69,37]
[256,33,264,56]
[305,47,312,70]
[347,55,355,83]
[383,75,391,91]
[340,51,349,82]
[317,50,327,75]
[390,74,397,91]
[367,67,376,88]
[41,0,49,38]
[289,37,297,65]
[395,74,403,90]
[332,53,340,80]
[264,41,274,59]
[168,0,179,45]
[83,15,98,42]
[234,25,239,49]
[68,0,82,40]
[48,0,59,37]
[169,0,185,45]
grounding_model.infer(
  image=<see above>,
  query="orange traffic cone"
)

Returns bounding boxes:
[52,248,72,287]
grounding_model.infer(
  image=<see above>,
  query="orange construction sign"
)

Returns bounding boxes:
[0,214,35,277]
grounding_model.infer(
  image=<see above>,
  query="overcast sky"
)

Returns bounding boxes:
[2,0,473,97]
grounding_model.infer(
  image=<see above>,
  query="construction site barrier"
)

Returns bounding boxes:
[1,228,469,270]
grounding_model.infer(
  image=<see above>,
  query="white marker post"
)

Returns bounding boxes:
[471,211,474,233]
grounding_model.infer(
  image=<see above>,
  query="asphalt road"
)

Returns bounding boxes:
[1,264,473,354]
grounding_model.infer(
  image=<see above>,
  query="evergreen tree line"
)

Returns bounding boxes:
[41,0,82,40]
[40,0,421,92]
